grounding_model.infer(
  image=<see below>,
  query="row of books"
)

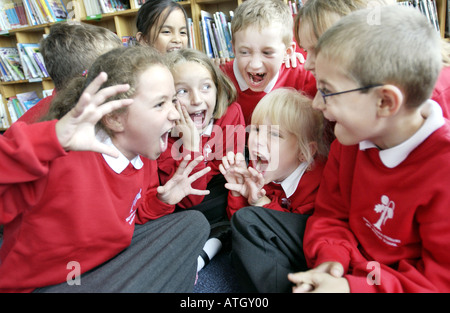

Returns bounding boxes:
[0,43,48,82]
[199,10,234,60]
[83,0,129,17]
[397,0,441,32]
[0,0,68,31]
[0,90,50,128]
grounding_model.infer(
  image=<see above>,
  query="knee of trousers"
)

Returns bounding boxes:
[179,210,210,239]
[230,206,261,233]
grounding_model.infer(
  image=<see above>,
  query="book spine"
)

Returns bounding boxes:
[33,52,48,77]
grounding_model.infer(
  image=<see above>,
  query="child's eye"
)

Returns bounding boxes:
[176,89,188,96]
[270,131,280,137]
[202,83,211,91]
[319,87,331,95]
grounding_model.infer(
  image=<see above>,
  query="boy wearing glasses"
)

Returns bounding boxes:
[288,6,450,292]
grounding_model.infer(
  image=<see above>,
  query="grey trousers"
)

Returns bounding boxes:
[231,206,309,293]
[34,210,209,293]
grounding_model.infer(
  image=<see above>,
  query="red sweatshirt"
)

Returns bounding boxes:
[221,60,317,125]
[432,66,450,119]
[226,159,325,219]
[158,102,246,209]
[304,101,450,292]
[0,120,174,292]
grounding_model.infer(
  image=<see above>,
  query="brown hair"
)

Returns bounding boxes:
[294,0,368,46]
[43,46,168,136]
[40,22,122,91]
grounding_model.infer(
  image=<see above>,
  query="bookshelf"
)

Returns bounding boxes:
[0,0,447,131]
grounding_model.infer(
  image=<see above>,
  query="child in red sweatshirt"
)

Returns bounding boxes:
[289,6,450,293]
[220,0,316,125]
[220,88,328,292]
[0,46,209,292]
[157,49,245,270]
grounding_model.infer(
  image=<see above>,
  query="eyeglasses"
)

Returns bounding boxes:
[318,84,382,104]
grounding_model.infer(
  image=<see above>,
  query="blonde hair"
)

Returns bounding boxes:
[231,0,293,48]
[294,0,368,46]
[316,5,442,108]
[251,88,328,166]
[165,48,236,119]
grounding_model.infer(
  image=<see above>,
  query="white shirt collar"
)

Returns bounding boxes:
[233,60,279,93]
[201,119,215,137]
[359,100,445,168]
[274,162,309,198]
[96,130,144,174]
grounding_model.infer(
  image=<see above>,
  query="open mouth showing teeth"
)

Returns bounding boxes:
[251,154,269,175]
[167,47,181,52]
[189,111,206,129]
[249,72,266,85]
[160,130,170,152]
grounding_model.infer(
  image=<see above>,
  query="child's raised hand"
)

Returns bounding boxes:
[55,72,133,158]
[219,152,246,182]
[157,154,211,205]
[245,166,268,206]
[174,101,200,152]
[219,151,246,197]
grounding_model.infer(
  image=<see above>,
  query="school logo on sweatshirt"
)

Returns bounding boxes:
[126,189,142,225]
[363,195,401,247]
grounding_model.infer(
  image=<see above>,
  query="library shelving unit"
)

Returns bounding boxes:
[0,0,447,131]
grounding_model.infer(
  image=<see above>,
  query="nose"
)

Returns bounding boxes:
[190,89,202,106]
[304,52,315,74]
[168,102,180,121]
[249,53,263,70]
[171,32,182,43]
[312,91,325,111]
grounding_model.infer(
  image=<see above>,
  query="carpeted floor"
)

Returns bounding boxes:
[194,251,243,293]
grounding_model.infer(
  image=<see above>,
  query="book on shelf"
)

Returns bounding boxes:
[397,0,440,32]
[0,47,25,81]
[16,90,40,110]
[199,10,234,60]
[4,91,41,123]
[17,43,48,80]
[0,0,69,30]
[0,0,28,30]
[200,10,214,58]
[44,0,68,22]
[0,95,11,129]
[187,17,195,49]
[83,0,102,16]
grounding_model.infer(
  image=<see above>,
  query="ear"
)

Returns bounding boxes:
[135,32,145,44]
[375,85,404,118]
[298,142,318,162]
[103,113,125,133]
